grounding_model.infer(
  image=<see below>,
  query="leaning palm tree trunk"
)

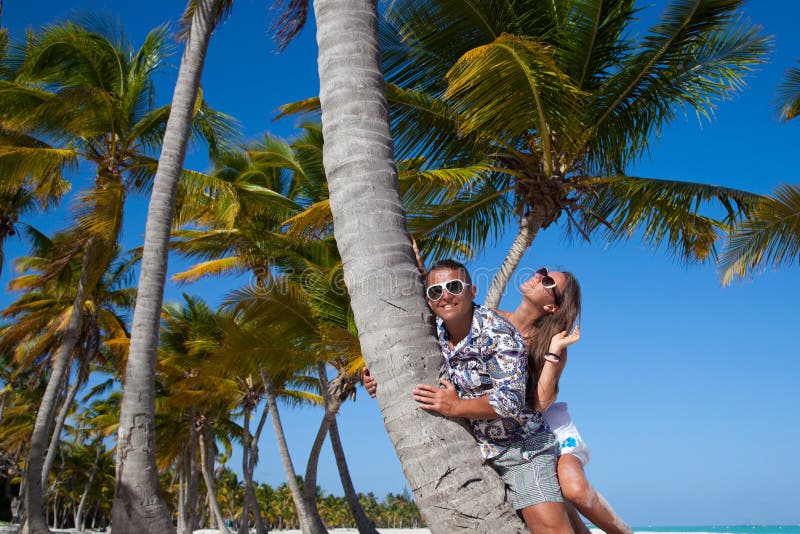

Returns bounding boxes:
[198,425,229,534]
[24,242,94,534]
[329,417,377,533]
[313,1,525,531]
[261,369,317,534]
[113,1,221,531]
[301,363,342,533]
[484,216,538,309]
[42,359,86,488]
[75,443,101,531]
[243,397,270,534]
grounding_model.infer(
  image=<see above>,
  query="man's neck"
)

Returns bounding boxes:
[442,314,473,346]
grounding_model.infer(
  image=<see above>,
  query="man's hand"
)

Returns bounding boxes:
[362,367,377,398]
[413,379,460,416]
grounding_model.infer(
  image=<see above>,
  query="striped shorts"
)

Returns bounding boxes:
[488,420,563,509]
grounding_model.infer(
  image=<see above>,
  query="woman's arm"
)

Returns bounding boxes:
[536,327,580,411]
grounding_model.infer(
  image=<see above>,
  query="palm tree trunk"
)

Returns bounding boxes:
[177,463,186,534]
[42,358,86,489]
[75,443,101,531]
[484,216,538,309]
[313,1,525,531]
[198,425,229,534]
[245,397,270,534]
[329,417,377,533]
[261,369,317,534]
[302,363,339,533]
[240,406,251,534]
[113,1,221,532]
[188,407,200,533]
[23,241,94,534]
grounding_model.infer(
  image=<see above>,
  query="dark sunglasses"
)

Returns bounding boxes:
[426,279,470,301]
[536,267,561,307]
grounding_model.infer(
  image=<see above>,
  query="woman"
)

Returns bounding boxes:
[498,267,632,534]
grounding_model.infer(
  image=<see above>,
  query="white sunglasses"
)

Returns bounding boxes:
[426,279,471,301]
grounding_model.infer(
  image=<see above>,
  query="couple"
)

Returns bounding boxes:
[365,259,630,534]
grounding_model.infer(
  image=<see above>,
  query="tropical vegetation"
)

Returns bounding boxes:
[0,1,797,533]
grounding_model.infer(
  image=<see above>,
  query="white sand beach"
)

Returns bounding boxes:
[0,528,435,534]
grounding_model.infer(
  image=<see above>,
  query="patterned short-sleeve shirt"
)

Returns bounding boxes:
[436,304,537,459]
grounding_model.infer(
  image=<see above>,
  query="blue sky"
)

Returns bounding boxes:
[3,0,800,527]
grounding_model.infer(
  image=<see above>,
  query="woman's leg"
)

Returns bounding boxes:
[520,501,573,534]
[558,454,632,534]
[565,501,592,534]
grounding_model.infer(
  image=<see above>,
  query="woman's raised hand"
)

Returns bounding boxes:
[548,325,580,355]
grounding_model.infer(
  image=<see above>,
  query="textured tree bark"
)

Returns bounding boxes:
[313,1,526,531]
[112,0,221,532]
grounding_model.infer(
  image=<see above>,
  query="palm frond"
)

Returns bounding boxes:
[719,183,800,284]
[578,175,764,262]
[445,33,583,164]
[172,255,247,284]
[586,0,768,171]
[269,0,309,52]
[775,64,800,122]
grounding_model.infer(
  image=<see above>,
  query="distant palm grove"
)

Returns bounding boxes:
[1,0,797,533]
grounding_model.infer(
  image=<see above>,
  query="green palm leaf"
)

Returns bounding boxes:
[720,183,800,283]
[578,175,763,261]
[775,64,800,121]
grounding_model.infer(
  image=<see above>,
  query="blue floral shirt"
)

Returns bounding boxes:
[436,304,535,459]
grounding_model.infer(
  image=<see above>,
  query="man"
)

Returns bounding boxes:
[410,259,574,533]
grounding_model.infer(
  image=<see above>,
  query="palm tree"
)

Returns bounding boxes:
[0,28,72,275]
[368,0,770,307]
[776,62,800,121]
[158,295,235,533]
[308,0,527,531]
[218,289,325,533]
[0,17,229,532]
[719,183,800,283]
[3,235,133,490]
[1,235,132,534]
[114,2,235,529]
[717,60,800,282]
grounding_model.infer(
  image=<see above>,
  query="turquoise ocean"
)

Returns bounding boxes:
[631,527,800,534]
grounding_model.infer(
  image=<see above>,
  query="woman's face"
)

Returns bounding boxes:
[520,269,566,309]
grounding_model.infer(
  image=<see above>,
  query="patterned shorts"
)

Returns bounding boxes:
[488,422,563,509]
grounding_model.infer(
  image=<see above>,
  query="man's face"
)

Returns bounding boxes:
[425,267,476,323]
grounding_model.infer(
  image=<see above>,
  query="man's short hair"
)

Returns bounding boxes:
[426,259,472,285]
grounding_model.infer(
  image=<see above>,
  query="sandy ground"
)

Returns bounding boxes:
[0,528,433,534]
[0,526,611,533]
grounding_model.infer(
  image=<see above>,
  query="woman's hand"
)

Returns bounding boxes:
[548,325,580,355]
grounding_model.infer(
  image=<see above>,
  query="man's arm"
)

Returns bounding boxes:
[413,379,499,419]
